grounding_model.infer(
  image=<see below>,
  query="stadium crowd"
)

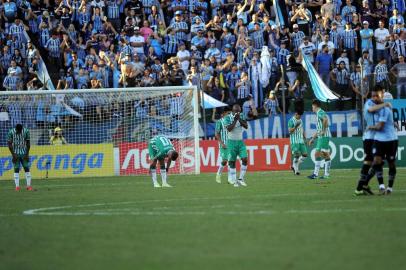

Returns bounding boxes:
[0,0,406,118]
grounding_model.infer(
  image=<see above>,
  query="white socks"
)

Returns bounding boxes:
[229,168,237,183]
[161,170,168,185]
[314,160,321,176]
[324,160,331,176]
[14,173,19,187]
[239,165,247,180]
[151,169,158,185]
[217,165,224,175]
[25,172,31,187]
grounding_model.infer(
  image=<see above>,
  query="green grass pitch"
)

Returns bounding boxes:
[1,169,406,270]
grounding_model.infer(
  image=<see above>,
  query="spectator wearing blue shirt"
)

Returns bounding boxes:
[315,45,333,86]
[3,0,17,23]
[360,21,374,61]
[191,30,207,50]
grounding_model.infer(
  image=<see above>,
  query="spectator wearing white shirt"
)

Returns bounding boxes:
[191,17,206,35]
[374,20,390,64]
[299,37,316,63]
[336,50,350,72]
[317,34,335,55]
[176,42,190,75]
[130,27,145,60]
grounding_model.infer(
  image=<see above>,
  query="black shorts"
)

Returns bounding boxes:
[363,139,375,162]
[373,140,399,162]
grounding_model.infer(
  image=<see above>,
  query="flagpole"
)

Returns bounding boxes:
[280,65,287,137]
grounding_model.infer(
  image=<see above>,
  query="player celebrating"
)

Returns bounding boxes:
[224,104,248,187]
[288,109,307,175]
[354,87,392,195]
[7,124,32,191]
[215,110,232,184]
[148,135,179,188]
[307,100,332,180]
[363,87,399,195]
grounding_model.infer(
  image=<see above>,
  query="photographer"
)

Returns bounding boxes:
[49,127,68,145]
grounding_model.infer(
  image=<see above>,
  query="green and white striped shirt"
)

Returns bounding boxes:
[215,117,228,147]
[7,128,30,155]
[288,117,305,144]
[223,113,246,141]
[316,109,331,138]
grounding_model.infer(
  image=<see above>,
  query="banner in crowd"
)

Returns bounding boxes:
[0,144,114,179]
[118,139,291,175]
[302,55,339,102]
[389,99,406,136]
[300,137,406,169]
[202,110,361,139]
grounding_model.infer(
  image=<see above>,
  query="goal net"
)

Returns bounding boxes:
[0,86,200,180]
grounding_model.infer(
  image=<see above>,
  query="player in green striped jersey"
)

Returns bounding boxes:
[215,110,232,184]
[7,124,33,191]
[308,100,332,180]
[223,104,248,187]
[288,110,308,175]
[148,135,179,188]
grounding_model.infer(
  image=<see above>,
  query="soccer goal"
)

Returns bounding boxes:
[0,86,200,180]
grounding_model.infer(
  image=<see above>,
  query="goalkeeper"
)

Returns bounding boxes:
[148,135,179,188]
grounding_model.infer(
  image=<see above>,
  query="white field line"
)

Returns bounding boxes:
[5,166,406,188]
[20,190,406,216]
[20,208,406,216]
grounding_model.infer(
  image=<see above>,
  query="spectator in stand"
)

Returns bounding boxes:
[331,61,350,110]
[315,44,333,86]
[390,55,406,98]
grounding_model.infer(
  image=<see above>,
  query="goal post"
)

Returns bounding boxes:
[0,86,201,180]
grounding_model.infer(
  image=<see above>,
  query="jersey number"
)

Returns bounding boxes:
[159,137,171,146]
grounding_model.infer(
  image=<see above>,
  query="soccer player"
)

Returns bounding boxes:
[363,87,399,195]
[7,124,32,191]
[288,110,307,175]
[355,87,393,195]
[307,100,332,179]
[148,135,179,188]
[224,104,248,187]
[215,110,232,184]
